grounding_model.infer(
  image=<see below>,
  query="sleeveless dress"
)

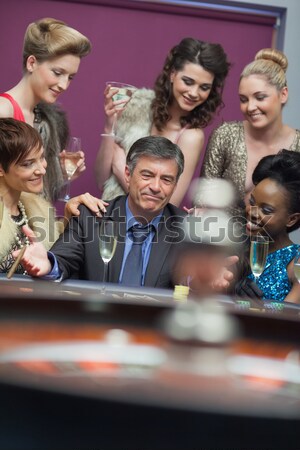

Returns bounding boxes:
[0,93,68,202]
[248,244,300,302]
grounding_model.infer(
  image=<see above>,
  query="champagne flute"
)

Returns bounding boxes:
[250,235,269,283]
[293,248,300,282]
[99,220,118,292]
[61,137,82,202]
[101,81,136,137]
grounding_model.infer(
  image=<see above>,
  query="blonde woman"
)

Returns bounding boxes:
[201,48,300,216]
[0,18,91,202]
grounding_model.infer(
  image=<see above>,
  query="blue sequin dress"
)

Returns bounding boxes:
[248,244,300,302]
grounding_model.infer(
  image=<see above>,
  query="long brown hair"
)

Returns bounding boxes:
[152,37,231,131]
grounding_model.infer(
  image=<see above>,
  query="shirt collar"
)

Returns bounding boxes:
[125,197,162,231]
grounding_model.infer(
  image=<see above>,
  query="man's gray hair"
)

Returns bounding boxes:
[126,136,184,181]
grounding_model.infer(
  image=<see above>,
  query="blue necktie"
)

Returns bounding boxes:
[121,224,153,287]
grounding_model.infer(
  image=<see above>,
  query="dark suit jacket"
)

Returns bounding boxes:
[51,195,186,288]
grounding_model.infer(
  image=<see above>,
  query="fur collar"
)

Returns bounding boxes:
[103,88,155,200]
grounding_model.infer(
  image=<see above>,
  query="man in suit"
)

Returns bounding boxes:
[18,136,187,288]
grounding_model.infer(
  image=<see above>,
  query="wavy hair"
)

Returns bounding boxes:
[152,37,231,131]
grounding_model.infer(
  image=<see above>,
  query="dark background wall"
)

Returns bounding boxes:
[0,0,276,208]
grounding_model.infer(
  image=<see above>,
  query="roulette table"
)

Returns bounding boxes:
[0,276,299,449]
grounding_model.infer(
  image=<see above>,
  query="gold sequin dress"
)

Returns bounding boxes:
[201,121,300,216]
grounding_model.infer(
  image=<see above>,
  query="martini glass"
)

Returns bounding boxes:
[101,81,136,137]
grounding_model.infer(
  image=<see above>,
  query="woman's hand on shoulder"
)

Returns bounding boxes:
[64,193,109,222]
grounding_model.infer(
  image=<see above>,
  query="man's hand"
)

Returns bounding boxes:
[211,255,239,291]
[174,250,239,296]
[12,225,52,277]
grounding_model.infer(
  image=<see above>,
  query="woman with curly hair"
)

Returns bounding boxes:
[95,37,230,207]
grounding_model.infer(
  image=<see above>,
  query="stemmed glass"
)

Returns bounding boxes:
[61,136,82,202]
[250,235,269,283]
[99,220,118,292]
[293,248,300,283]
[101,81,136,137]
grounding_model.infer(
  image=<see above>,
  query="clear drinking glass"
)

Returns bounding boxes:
[101,81,136,137]
[61,137,82,202]
[99,220,118,293]
[250,235,269,283]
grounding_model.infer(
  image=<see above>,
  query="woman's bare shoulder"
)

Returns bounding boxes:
[0,96,14,117]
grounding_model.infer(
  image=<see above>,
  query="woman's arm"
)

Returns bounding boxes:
[285,261,300,303]
[95,84,130,192]
[170,128,204,207]
[284,281,300,303]
[95,135,115,192]
[201,124,228,179]
[111,142,128,192]
[64,193,108,224]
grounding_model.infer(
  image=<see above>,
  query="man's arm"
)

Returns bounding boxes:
[47,207,88,279]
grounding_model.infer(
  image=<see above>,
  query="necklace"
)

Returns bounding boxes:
[10,201,30,248]
[10,201,28,227]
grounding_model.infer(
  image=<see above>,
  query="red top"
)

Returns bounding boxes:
[0,93,25,122]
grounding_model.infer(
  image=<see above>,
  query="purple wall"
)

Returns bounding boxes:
[0,0,274,208]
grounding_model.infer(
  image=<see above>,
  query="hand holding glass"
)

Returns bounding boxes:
[250,235,269,283]
[61,137,82,201]
[101,81,136,137]
[99,220,118,289]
